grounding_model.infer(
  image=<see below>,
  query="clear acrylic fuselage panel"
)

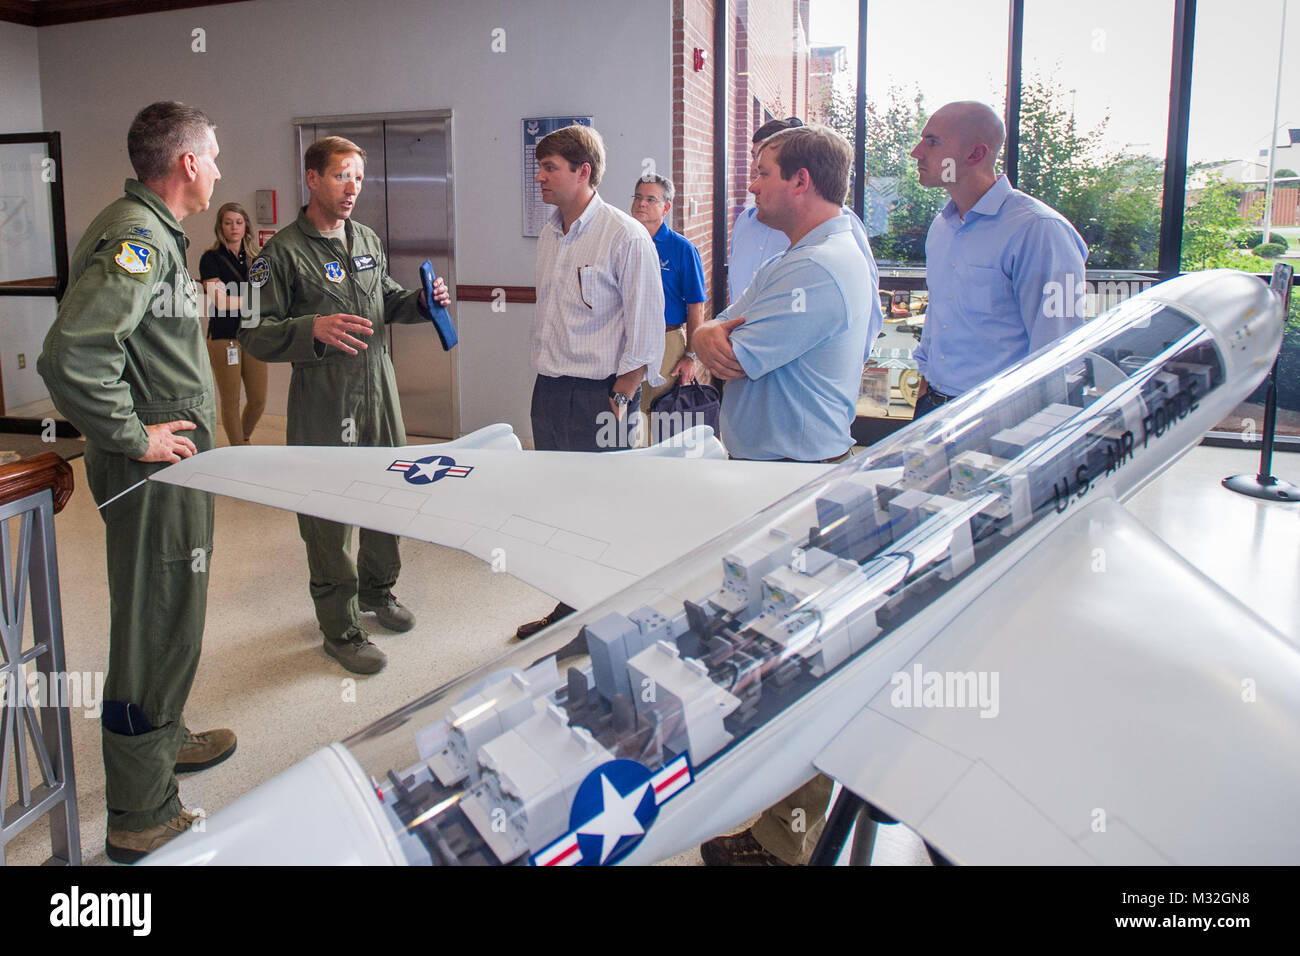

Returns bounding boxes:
[345,297,1225,865]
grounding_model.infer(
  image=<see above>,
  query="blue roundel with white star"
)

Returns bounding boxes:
[567,760,659,866]
[531,754,693,866]
[387,455,473,485]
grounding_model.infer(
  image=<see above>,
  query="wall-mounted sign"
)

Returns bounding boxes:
[255,189,276,224]
[522,116,592,238]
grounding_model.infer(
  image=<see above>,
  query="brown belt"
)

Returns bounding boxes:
[665,323,684,332]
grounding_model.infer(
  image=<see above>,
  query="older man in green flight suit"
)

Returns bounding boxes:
[240,136,451,675]
[38,101,236,864]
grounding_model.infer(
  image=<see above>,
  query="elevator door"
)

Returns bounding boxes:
[296,112,457,438]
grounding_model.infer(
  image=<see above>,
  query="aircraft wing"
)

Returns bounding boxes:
[814,495,1300,865]
[151,427,834,610]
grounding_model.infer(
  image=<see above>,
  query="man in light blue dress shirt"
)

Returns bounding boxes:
[910,101,1088,418]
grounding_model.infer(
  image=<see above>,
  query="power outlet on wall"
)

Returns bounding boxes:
[16,354,25,369]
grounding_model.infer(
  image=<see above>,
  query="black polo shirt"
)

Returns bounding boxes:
[197,245,248,339]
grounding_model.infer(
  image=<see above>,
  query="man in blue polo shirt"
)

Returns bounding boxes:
[910,100,1087,418]
[694,124,881,464]
[630,174,707,431]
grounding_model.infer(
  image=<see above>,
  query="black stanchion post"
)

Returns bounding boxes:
[1223,263,1297,502]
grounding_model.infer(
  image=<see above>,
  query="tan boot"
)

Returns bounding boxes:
[175,727,237,773]
[106,809,198,864]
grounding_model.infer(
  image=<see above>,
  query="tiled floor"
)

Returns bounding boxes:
[3,416,1296,866]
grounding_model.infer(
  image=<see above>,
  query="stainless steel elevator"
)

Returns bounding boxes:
[295,111,458,438]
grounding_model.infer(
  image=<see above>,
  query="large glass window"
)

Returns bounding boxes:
[1020,0,1172,272]
[831,2,1009,423]
[1184,0,1300,438]
[727,1,1298,441]
[861,1,1008,266]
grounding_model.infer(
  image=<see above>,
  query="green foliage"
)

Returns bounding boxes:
[816,72,1274,271]
[1254,242,1287,258]
[1276,168,1298,179]
[1235,229,1264,249]
[1182,175,1265,271]
[820,83,945,260]
[1015,75,1161,269]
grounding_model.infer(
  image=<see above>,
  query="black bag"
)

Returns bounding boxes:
[648,382,722,442]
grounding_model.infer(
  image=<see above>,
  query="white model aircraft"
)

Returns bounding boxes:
[147,270,1300,866]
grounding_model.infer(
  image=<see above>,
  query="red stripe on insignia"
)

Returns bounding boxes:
[653,765,688,794]
[544,841,579,866]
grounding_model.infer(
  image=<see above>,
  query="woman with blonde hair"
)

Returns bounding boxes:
[198,201,267,444]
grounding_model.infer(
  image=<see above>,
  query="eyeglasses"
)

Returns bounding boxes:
[631,194,665,205]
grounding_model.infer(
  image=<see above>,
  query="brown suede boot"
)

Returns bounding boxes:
[106,809,198,864]
[175,727,237,773]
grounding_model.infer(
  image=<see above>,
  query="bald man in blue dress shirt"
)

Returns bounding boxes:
[910,101,1088,419]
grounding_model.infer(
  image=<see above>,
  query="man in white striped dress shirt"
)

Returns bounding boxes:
[517,124,665,639]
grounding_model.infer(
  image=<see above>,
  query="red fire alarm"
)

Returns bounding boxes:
[693,48,707,72]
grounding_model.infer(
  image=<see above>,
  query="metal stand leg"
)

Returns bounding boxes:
[1224,265,1297,503]
[925,841,954,866]
[0,491,80,865]
[848,806,878,866]
[808,787,865,866]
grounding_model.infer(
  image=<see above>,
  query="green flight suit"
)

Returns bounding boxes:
[38,179,215,832]
[239,208,425,640]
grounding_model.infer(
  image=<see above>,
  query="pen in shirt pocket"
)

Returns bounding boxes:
[577,265,593,309]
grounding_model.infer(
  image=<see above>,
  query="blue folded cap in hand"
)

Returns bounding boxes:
[420,260,458,351]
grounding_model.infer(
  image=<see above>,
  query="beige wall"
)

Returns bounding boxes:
[0,19,58,411]
[30,0,672,439]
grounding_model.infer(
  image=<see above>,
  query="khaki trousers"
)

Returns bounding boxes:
[206,337,267,445]
[640,326,689,415]
[751,773,836,864]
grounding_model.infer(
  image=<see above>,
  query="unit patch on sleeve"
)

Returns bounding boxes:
[249,256,270,289]
[113,241,154,278]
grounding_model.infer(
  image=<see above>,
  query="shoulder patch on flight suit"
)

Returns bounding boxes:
[113,241,155,280]
[324,261,345,283]
[249,256,270,288]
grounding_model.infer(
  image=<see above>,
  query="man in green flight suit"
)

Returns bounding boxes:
[38,101,236,864]
[240,136,451,675]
